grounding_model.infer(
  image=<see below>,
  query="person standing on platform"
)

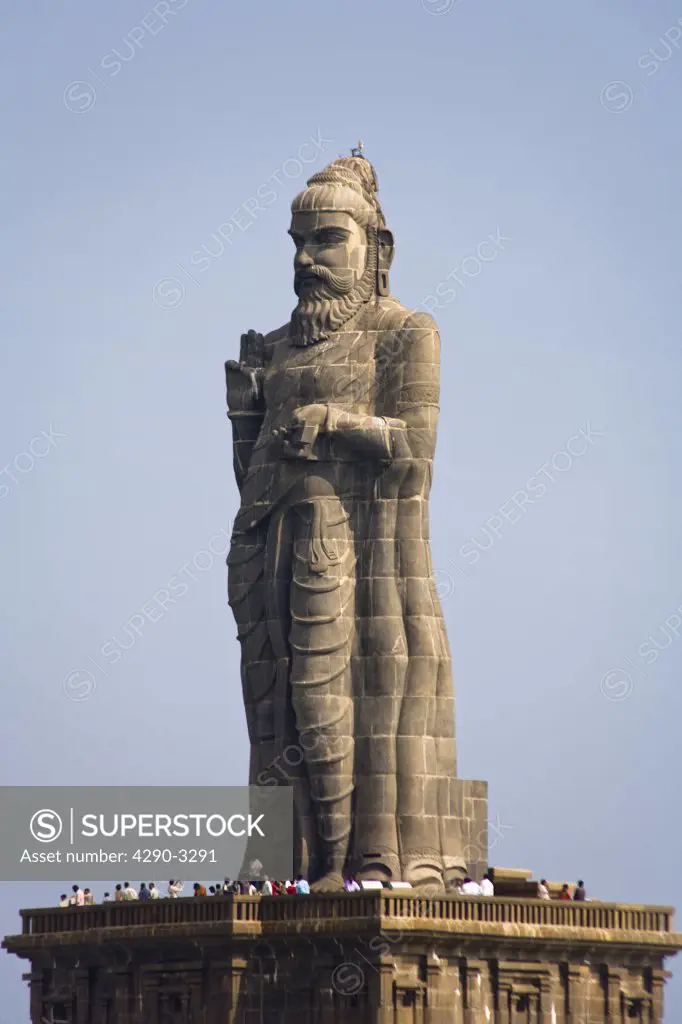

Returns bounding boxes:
[480,874,494,896]
[461,878,482,896]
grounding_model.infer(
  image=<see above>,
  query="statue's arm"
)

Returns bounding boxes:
[225,330,266,490]
[323,313,440,464]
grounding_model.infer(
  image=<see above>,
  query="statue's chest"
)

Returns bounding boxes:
[263,331,377,412]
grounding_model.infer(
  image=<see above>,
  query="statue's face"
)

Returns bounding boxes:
[289,211,368,297]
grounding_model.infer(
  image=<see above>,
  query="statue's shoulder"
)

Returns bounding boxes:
[367,297,439,335]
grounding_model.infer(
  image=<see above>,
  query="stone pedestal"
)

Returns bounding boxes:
[453,779,488,882]
[4,891,681,1023]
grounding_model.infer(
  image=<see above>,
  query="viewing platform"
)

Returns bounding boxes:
[7,891,679,944]
[4,892,682,1023]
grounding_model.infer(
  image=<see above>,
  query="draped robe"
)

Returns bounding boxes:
[226,297,464,887]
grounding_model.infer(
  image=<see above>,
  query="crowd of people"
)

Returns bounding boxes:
[556,879,588,901]
[451,875,588,900]
[59,876,315,905]
[58,876,588,906]
[456,873,495,896]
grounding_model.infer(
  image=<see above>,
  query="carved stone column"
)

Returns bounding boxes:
[424,949,449,1024]
[227,958,248,1024]
[139,969,160,1024]
[112,966,134,1024]
[73,968,92,1024]
[538,968,555,1024]
[311,961,336,1024]
[604,965,624,1020]
[462,959,489,1024]
[374,960,396,1024]
[544,963,564,1024]
[565,964,589,1024]
[204,960,232,1023]
[27,969,45,1024]
[650,968,669,1024]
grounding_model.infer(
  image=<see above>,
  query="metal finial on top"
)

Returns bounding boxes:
[351,139,365,158]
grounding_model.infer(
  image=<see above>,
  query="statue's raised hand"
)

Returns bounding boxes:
[225,330,265,413]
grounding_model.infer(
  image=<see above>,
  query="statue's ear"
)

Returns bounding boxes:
[376,228,395,296]
[378,228,395,268]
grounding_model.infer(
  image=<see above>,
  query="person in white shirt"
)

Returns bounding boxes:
[59,894,69,908]
[248,882,258,895]
[461,878,482,896]
[261,877,273,895]
[123,883,138,901]
[102,893,113,902]
[168,880,184,898]
[480,874,494,896]
[538,879,551,900]
[149,883,160,899]
[71,885,85,906]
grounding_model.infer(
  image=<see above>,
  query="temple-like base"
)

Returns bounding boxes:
[4,891,681,1022]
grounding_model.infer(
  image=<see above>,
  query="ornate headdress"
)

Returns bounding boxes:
[291,155,385,230]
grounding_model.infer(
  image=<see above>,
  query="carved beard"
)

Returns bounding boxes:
[289,239,378,347]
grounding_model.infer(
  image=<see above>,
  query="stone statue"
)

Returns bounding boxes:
[225,151,465,893]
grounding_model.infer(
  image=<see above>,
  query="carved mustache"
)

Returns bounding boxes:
[294,265,354,294]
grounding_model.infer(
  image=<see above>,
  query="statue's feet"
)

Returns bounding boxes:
[410,881,446,897]
[356,869,391,886]
[356,852,400,886]
[403,859,446,896]
[443,862,467,893]
[311,872,345,893]
[444,872,466,894]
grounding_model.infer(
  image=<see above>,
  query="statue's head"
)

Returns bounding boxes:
[288,156,394,346]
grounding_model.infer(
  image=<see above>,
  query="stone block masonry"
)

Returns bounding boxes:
[4,890,681,1022]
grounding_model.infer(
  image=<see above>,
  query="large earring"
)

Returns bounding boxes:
[376,228,394,297]
[376,269,390,296]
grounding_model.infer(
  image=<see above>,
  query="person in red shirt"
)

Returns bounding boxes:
[559,884,571,901]
[193,883,207,897]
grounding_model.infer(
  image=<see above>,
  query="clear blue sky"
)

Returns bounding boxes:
[2,0,682,1016]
